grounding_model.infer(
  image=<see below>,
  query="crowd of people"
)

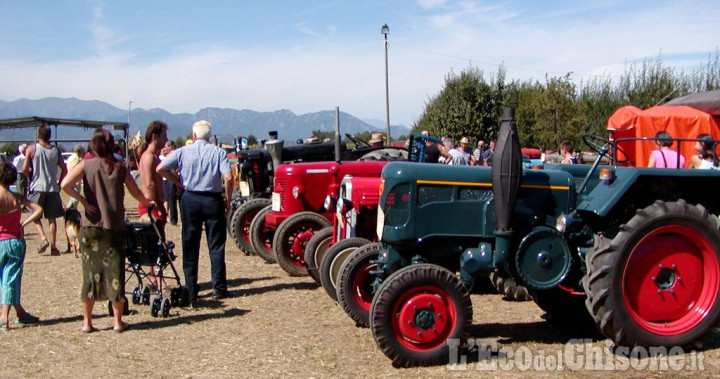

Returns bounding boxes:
[0,119,232,333]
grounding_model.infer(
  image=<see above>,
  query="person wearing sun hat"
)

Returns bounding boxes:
[369,132,385,148]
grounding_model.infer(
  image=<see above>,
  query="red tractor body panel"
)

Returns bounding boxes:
[267,160,388,228]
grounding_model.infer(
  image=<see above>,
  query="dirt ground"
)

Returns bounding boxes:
[2,194,720,378]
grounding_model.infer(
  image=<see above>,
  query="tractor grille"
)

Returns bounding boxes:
[274,175,289,211]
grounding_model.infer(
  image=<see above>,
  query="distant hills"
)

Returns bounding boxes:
[0,97,411,144]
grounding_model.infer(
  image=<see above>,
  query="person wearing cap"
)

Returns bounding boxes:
[11,144,28,198]
[458,137,474,165]
[369,132,384,148]
[444,137,470,165]
[157,120,233,305]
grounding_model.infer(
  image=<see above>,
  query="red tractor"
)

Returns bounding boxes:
[249,159,403,276]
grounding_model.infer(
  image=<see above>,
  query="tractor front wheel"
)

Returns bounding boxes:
[370,264,473,367]
[304,226,334,284]
[584,200,720,347]
[337,242,381,327]
[249,205,277,264]
[319,237,371,301]
[230,198,271,255]
[273,212,331,276]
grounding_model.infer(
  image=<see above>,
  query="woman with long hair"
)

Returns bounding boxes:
[62,128,153,333]
[688,133,717,169]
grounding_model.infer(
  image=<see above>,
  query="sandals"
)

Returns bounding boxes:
[50,248,61,256]
[113,322,130,334]
[80,326,99,334]
[0,321,9,332]
[35,239,50,254]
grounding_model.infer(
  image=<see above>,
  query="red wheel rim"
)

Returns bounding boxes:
[351,261,376,312]
[622,224,720,335]
[284,224,318,268]
[259,231,273,254]
[391,285,457,352]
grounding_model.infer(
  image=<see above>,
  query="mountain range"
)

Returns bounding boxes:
[0,97,411,145]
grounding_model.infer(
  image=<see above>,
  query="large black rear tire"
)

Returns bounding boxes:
[584,200,720,348]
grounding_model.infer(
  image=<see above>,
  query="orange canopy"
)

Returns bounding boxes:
[606,105,720,167]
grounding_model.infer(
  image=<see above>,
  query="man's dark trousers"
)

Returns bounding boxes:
[180,191,227,301]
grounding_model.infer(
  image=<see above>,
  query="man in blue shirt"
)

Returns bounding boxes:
[157,120,234,305]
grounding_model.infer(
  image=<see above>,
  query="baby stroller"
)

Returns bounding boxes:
[121,211,188,317]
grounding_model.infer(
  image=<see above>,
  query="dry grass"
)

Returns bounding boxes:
[1,193,719,377]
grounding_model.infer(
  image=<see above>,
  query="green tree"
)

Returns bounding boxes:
[619,56,678,108]
[414,66,505,142]
[1,142,19,156]
[247,135,257,146]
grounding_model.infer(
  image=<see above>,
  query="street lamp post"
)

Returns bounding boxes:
[381,23,390,145]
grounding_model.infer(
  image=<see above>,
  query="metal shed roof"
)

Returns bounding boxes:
[0,116,128,131]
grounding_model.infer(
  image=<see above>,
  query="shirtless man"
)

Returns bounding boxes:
[138,121,169,226]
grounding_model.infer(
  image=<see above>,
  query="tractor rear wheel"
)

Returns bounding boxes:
[303,227,334,284]
[370,264,472,367]
[249,205,277,263]
[273,212,331,276]
[488,267,533,301]
[584,200,720,347]
[230,198,270,255]
[319,237,371,301]
[337,242,381,327]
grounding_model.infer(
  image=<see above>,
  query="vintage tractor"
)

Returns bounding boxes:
[229,132,406,255]
[251,160,396,275]
[304,133,443,287]
[308,135,531,327]
[368,108,720,367]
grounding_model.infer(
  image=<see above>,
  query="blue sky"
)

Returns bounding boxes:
[0,0,717,127]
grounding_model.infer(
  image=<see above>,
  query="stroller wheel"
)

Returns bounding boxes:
[150,297,161,317]
[132,286,142,305]
[170,287,181,306]
[161,298,171,317]
[142,285,153,305]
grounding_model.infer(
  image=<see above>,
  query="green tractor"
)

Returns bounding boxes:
[370,108,720,366]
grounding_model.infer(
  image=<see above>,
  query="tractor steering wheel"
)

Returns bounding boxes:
[345,133,371,148]
[582,134,630,165]
[582,134,610,154]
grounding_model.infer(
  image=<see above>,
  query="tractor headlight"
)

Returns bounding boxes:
[292,185,304,199]
[556,213,569,233]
